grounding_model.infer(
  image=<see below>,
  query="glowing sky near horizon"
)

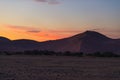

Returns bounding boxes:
[0,0,120,41]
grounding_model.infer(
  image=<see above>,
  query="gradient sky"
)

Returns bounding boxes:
[0,0,120,41]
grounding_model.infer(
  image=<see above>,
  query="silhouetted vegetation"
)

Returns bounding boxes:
[0,50,120,57]
[86,52,120,57]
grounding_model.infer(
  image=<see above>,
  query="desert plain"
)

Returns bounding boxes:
[0,56,120,80]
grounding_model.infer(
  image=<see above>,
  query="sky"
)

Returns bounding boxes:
[0,0,120,41]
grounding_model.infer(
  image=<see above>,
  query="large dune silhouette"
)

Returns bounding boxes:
[0,31,120,53]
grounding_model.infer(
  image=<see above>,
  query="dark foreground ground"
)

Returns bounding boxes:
[0,56,120,80]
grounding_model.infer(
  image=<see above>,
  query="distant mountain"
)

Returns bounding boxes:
[0,31,120,54]
[0,37,11,42]
[0,37,12,51]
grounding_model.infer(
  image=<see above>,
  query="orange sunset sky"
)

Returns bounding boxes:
[0,0,120,41]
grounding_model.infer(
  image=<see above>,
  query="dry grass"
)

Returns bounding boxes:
[0,56,120,80]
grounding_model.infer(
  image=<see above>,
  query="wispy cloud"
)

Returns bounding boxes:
[6,25,41,33]
[34,0,61,5]
[50,30,82,33]
[35,0,48,2]
[27,30,41,33]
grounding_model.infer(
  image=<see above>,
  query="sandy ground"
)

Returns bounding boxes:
[0,56,120,80]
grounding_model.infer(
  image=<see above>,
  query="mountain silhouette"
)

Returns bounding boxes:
[0,36,11,42]
[0,31,120,53]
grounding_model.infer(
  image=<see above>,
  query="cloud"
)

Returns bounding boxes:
[6,25,41,33]
[34,0,60,5]
[7,26,33,30]
[50,30,82,33]
[35,0,47,2]
[27,30,41,33]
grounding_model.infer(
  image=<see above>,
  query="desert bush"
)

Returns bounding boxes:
[86,52,120,57]
[1,50,119,57]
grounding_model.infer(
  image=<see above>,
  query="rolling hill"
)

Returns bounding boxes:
[0,31,120,53]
